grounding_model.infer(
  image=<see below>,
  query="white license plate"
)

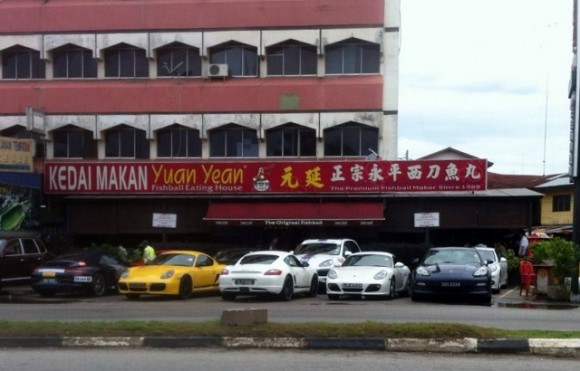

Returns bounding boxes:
[343,283,363,288]
[235,279,254,285]
[74,276,92,283]
[441,282,461,287]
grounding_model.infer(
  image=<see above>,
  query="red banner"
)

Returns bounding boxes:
[44,159,487,195]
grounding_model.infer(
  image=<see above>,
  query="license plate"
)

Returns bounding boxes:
[235,279,254,285]
[74,276,92,283]
[42,278,57,284]
[343,283,363,288]
[42,271,56,278]
[441,282,461,287]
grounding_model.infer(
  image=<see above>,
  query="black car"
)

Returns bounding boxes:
[30,250,128,297]
[213,248,254,265]
[409,247,492,304]
[0,234,49,291]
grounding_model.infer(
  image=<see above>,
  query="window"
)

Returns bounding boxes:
[324,123,379,157]
[53,125,98,158]
[52,44,97,78]
[2,45,45,79]
[325,38,380,74]
[156,43,201,77]
[105,125,149,158]
[266,41,317,76]
[104,43,149,78]
[210,42,258,77]
[209,124,258,157]
[552,194,571,212]
[157,124,201,158]
[266,124,316,157]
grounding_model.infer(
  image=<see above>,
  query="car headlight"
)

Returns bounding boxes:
[374,270,388,280]
[473,266,488,277]
[327,269,338,279]
[160,270,175,279]
[415,266,430,276]
[121,271,129,279]
[319,259,334,268]
[489,264,498,272]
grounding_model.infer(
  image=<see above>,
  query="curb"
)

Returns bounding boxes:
[0,337,579,357]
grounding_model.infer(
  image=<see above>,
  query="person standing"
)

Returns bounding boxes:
[518,231,529,257]
[141,240,156,264]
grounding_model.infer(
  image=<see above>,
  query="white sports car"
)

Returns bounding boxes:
[326,251,411,300]
[219,250,319,301]
[475,246,508,293]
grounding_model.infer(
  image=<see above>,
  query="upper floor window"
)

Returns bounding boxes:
[157,124,201,158]
[104,43,149,78]
[53,125,98,158]
[156,42,201,77]
[552,194,571,212]
[209,42,258,77]
[266,124,316,157]
[209,124,258,157]
[324,122,378,157]
[266,41,317,76]
[104,124,149,158]
[2,45,45,79]
[325,38,380,74]
[52,44,97,79]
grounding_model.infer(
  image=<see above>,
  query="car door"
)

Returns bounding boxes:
[194,254,217,288]
[285,255,309,289]
[20,238,47,277]
[0,238,25,283]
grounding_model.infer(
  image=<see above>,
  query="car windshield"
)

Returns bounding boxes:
[294,243,340,255]
[423,249,482,265]
[476,249,497,263]
[154,253,195,267]
[343,254,393,267]
[239,254,278,265]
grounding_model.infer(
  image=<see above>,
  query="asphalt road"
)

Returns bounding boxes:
[0,286,579,331]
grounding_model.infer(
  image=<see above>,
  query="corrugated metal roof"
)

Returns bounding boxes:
[381,188,542,198]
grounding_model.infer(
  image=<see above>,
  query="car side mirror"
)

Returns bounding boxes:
[302,261,310,267]
[486,259,494,265]
[344,251,352,257]
[394,262,404,268]
[500,257,507,263]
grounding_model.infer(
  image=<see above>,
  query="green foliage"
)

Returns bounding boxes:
[504,249,520,272]
[530,238,580,283]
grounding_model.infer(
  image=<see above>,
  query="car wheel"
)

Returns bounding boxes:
[388,278,396,300]
[177,276,193,300]
[221,292,237,301]
[308,275,318,297]
[89,272,106,297]
[126,294,140,300]
[327,294,340,300]
[279,276,294,301]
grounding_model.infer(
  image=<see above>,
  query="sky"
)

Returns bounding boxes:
[398,0,574,175]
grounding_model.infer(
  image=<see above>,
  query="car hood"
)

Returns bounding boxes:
[424,263,480,275]
[295,253,339,267]
[123,265,191,280]
[335,266,389,278]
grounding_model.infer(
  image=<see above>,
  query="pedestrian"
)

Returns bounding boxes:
[518,230,529,257]
[140,240,156,265]
[494,241,507,258]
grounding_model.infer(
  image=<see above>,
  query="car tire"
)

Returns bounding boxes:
[308,275,318,297]
[221,292,237,301]
[327,294,340,300]
[388,278,396,300]
[279,276,293,301]
[177,276,192,300]
[89,272,106,297]
[126,294,140,300]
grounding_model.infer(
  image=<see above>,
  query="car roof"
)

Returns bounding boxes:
[299,239,353,244]
[160,250,207,256]
[242,250,288,257]
[350,251,394,257]
[475,246,495,251]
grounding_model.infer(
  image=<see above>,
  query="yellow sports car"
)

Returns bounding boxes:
[118,250,224,300]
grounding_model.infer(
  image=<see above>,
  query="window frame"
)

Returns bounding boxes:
[266,41,317,76]
[266,124,316,157]
[1,45,46,80]
[53,125,98,159]
[52,45,97,79]
[156,124,202,158]
[156,42,202,77]
[209,124,259,158]
[323,123,379,157]
[104,43,149,78]
[325,38,380,75]
[209,42,258,77]
[104,125,149,159]
[552,194,571,212]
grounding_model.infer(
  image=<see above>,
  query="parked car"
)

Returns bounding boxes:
[293,239,361,289]
[326,251,410,300]
[30,250,127,297]
[118,250,224,300]
[409,247,493,304]
[475,246,508,293]
[213,247,255,265]
[0,234,49,291]
[218,250,318,301]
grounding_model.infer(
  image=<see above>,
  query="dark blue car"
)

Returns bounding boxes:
[409,247,492,304]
